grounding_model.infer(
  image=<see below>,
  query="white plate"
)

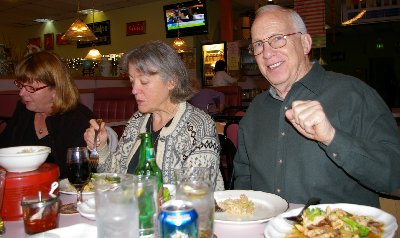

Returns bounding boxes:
[30,223,97,238]
[264,203,398,238]
[59,179,94,196]
[214,190,289,224]
[77,198,96,220]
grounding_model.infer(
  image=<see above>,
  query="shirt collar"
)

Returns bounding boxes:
[268,62,325,101]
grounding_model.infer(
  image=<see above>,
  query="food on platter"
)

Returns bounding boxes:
[286,206,384,238]
[218,194,255,216]
[61,179,94,193]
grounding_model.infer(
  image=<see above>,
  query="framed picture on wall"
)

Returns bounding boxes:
[126,21,146,36]
[56,33,70,45]
[77,20,111,48]
[28,38,41,48]
[44,33,54,50]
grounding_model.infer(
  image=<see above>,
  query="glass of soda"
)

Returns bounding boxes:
[176,180,214,238]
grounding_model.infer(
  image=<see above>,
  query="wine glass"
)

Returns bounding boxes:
[66,147,91,207]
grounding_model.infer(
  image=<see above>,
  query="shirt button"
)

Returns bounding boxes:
[276,189,281,193]
[281,132,285,136]
[284,106,288,110]
[159,137,165,142]
[279,159,283,164]
[332,153,337,158]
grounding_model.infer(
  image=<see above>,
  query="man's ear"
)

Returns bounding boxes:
[301,33,313,55]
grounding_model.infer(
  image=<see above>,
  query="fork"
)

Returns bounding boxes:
[89,119,102,173]
[285,197,321,223]
[214,198,225,212]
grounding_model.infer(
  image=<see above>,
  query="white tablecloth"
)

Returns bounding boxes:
[3,193,302,238]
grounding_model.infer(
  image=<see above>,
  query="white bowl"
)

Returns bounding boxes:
[0,146,51,172]
[214,190,288,238]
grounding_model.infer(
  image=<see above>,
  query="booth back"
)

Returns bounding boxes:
[93,87,137,120]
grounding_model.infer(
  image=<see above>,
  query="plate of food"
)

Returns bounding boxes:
[214,190,289,224]
[264,203,398,238]
[59,178,94,195]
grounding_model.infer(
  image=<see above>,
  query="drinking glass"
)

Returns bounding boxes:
[95,173,139,238]
[176,180,214,238]
[134,175,158,238]
[175,167,214,238]
[66,147,91,207]
[173,167,211,185]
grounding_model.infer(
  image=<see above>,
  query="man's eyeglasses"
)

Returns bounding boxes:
[14,80,49,93]
[248,32,302,56]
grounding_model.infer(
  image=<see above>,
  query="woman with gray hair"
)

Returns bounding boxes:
[84,40,224,190]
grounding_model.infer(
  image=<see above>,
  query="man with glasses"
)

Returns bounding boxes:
[0,51,95,178]
[233,5,400,207]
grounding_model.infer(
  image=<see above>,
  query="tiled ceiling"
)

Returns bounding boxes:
[0,0,294,28]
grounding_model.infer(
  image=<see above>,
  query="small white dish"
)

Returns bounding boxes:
[264,203,398,238]
[77,198,96,220]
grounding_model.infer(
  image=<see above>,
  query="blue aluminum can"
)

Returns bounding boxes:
[158,200,198,238]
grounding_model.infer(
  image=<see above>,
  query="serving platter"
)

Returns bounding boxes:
[264,203,398,238]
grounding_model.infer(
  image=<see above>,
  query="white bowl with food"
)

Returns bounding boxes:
[0,146,51,172]
[214,190,288,238]
[264,203,398,238]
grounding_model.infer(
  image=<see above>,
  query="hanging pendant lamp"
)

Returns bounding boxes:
[172,7,188,53]
[61,0,98,42]
[84,0,101,60]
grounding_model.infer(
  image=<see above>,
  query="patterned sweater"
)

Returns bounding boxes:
[97,102,225,190]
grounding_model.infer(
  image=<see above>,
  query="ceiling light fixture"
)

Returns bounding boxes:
[172,6,188,53]
[61,0,97,41]
[84,0,101,60]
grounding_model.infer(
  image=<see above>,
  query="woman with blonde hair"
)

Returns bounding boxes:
[0,51,95,178]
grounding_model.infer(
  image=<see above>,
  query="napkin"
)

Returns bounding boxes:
[30,223,97,238]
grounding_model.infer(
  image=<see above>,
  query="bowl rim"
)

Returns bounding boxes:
[0,145,51,155]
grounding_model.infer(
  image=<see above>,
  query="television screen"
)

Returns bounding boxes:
[163,0,208,38]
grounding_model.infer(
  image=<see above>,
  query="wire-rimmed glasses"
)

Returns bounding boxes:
[14,80,49,93]
[248,32,302,56]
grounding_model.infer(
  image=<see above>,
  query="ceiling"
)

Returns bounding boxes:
[0,0,293,28]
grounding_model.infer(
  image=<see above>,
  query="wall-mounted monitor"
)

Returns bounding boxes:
[163,0,208,38]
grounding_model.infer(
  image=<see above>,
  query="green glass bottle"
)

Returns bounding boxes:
[134,132,163,191]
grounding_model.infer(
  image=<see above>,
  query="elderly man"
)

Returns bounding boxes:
[233,5,400,207]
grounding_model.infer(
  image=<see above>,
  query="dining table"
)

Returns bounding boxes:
[3,192,302,238]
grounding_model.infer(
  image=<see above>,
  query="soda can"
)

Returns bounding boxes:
[158,200,198,238]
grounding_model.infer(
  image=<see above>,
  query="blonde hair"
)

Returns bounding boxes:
[15,51,79,115]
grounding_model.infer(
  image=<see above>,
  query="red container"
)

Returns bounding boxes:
[1,163,59,220]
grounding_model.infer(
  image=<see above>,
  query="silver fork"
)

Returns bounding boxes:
[89,119,102,173]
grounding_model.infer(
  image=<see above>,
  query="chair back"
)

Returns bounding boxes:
[218,134,236,190]
[224,122,239,149]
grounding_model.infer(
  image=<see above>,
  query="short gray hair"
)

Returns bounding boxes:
[120,40,195,103]
[255,5,308,34]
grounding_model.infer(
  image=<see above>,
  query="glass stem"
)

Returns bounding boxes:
[77,189,83,204]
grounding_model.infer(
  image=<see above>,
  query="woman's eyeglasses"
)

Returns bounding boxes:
[14,80,49,93]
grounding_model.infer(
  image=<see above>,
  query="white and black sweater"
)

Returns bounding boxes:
[97,102,225,191]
